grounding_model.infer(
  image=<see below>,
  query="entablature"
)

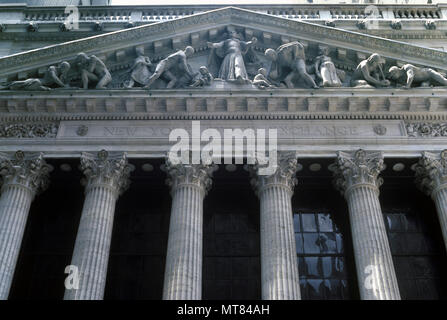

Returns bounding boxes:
[1,88,447,122]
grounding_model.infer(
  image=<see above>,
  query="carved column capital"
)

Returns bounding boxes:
[250,152,298,196]
[414,150,447,197]
[0,151,50,196]
[329,149,385,197]
[80,150,131,198]
[165,158,216,196]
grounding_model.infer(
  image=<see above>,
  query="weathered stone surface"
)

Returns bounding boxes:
[0,123,58,138]
[64,150,131,300]
[250,152,301,300]
[0,151,49,300]
[414,150,447,251]
[162,159,215,300]
[330,150,400,300]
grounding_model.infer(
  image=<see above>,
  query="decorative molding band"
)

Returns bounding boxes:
[1,90,447,122]
[0,122,59,138]
[3,113,447,124]
[406,122,447,138]
[234,9,447,65]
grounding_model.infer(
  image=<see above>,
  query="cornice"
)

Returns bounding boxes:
[1,88,447,122]
[1,7,447,77]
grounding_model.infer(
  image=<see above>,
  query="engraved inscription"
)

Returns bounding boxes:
[59,120,405,140]
[278,125,359,137]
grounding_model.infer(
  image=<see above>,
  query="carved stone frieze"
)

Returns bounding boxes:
[0,123,59,138]
[406,122,447,138]
[1,7,447,79]
[329,149,385,196]
[0,151,50,195]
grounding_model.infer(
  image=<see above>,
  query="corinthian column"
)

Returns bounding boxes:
[162,159,215,300]
[414,150,447,251]
[330,149,400,300]
[64,150,130,300]
[0,151,49,300]
[250,153,301,300]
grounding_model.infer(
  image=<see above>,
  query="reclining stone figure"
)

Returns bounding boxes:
[388,64,447,88]
[1,61,71,91]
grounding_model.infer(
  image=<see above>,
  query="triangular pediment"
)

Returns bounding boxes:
[0,6,446,87]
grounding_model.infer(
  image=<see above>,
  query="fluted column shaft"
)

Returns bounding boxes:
[331,150,400,300]
[415,150,447,251]
[345,185,400,300]
[163,160,214,300]
[0,151,49,300]
[251,153,301,300]
[433,188,447,247]
[64,150,130,300]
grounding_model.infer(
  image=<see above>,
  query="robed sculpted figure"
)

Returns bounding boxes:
[314,46,342,87]
[124,47,153,88]
[207,27,257,83]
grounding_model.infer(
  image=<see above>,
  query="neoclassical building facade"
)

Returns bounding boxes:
[0,3,447,300]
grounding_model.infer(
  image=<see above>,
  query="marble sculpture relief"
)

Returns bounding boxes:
[2,26,447,91]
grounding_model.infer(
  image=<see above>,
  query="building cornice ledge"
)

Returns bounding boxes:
[1,6,447,76]
[1,88,447,122]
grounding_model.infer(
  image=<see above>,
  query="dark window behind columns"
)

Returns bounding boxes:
[293,158,359,300]
[381,158,447,300]
[105,159,171,300]
[202,164,261,300]
[9,159,84,300]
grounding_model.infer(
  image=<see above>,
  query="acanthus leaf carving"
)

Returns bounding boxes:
[329,149,385,196]
[0,123,59,138]
[164,157,216,196]
[406,122,447,138]
[414,150,447,197]
[80,150,131,198]
[0,150,50,196]
[249,152,298,196]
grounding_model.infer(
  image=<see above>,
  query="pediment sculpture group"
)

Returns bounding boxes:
[2,29,447,91]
